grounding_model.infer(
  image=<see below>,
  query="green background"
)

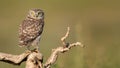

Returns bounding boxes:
[0,0,120,68]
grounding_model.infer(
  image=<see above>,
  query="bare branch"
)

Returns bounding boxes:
[0,51,31,65]
[61,27,70,46]
[44,27,84,68]
[0,27,84,68]
[26,51,43,68]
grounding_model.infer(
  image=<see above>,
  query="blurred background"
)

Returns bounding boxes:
[0,0,120,68]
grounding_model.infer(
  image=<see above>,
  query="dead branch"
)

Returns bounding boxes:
[44,27,84,68]
[0,27,84,68]
[0,51,30,65]
[26,51,43,68]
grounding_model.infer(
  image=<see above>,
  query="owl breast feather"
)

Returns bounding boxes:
[19,19,44,46]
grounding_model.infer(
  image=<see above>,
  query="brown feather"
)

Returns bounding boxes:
[19,18,44,46]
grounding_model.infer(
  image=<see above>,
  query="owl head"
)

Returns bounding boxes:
[28,9,44,20]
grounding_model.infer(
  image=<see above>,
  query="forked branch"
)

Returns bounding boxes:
[0,27,84,68]
[44,27,84,68]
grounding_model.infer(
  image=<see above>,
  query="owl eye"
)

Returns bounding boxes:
[30,11,35,16]
[38,12,42,15]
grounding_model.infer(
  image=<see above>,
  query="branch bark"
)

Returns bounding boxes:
[0,27,84,68]
[26,51,43,68]
[0,51,30,65]
[44,27,84,68]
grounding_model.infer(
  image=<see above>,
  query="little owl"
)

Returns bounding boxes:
[19,9,44,50]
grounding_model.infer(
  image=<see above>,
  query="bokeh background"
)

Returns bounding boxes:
[0,0,120,68]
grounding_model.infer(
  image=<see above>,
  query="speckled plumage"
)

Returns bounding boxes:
[18,9,44,50]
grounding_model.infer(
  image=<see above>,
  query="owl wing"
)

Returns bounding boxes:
[19,19,44,46]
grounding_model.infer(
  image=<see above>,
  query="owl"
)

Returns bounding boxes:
[19,9,44,50]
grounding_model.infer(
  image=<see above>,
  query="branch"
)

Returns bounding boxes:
[0,50,43,68]
[0,27,84,68]
[44,27,84,68]
[0,51,30,65]
[26,51,43,68]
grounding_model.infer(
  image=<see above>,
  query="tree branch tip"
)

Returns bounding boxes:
[76,42,84,48]
[61,26,70,42]
[67,27,70,31]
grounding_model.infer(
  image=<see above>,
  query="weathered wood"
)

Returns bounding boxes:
[0,27,84,68]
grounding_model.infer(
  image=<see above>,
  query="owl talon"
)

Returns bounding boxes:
[25,50,31,54]
[32,48,39,53]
